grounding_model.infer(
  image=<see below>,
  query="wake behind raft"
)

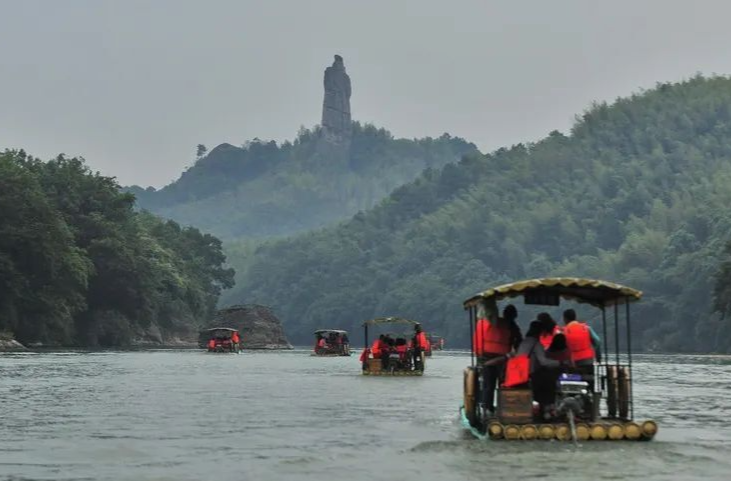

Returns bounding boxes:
[460,277,658,441]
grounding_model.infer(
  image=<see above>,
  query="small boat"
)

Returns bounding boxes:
[199,327,241,353]
[312,329,351,356]
[360,317,427,376]
[461,277,658,441]
[429,335,445,351]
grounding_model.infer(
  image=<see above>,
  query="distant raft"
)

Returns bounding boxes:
[360,317,428,376]
[460,277,658,441]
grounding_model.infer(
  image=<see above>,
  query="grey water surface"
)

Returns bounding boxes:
[1,350,730,481]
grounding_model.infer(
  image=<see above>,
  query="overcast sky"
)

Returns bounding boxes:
[2,0,731,187]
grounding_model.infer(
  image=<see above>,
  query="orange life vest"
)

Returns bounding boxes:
[474,318,512,355]
[207,339,216,349]
[503,354,530,387]
[317,338,326,349]
[232,332,240,343]
[415,332,428,349]
[564,321,595,362]
[371,339,383,356]
[539,325,560,349]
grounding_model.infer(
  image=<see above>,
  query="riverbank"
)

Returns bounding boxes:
[0,338,28,352]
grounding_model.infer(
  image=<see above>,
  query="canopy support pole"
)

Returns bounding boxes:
[614,303,620,367]
[626,298,633,419]
[469,306,475,367]
[364,324,368,350]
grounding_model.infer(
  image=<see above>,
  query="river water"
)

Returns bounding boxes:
[1,350,730,481]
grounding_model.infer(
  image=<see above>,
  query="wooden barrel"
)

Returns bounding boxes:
[538,424,555,440]
[607,423,624,440]
[624,422,641,440]
[463,368,477,426]
[520,424,538,440]
[504,424,521,440]
[488,421,504,439]
[555,424,571,441]
[575,423,591,441]
[641,420,658,439]
[589,424,608,440]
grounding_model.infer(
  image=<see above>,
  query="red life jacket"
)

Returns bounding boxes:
[371,339,382,356]
[564,321,595,362]
[396,344,407,354]
[232,333,240,343]
[503,354,530,387]
[474,318,512,355]
[317,338,326,349]
[539,325,560,349]
[207,339,216,349]
[359,349,369,362]
[415,332,428,349]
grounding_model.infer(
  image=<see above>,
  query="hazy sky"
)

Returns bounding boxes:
[2,0,731,187]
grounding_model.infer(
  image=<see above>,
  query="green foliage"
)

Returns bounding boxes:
[129,123,478,239]
[0,151,233,346]
[225,75,731,351]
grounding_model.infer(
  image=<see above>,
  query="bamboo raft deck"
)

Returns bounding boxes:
[460,406,657,441]
[362,370,424,376]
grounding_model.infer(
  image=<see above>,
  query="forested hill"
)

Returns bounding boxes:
[129,123,477,239]
[0,151,234,347]
[224,75,731,352]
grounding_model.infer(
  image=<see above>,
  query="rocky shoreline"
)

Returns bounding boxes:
[0,338,28,352]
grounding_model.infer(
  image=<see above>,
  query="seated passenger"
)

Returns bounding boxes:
[562,309,602,382]
[537,312,559,349]
[506,321,565,417]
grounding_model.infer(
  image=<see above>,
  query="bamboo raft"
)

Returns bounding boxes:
[460,406,657,441]
[362,369,424,376]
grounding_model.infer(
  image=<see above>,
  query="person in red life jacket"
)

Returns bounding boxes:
[508,321,567,418]
[371,335,390,368]
[207,338,216,351]
[562,309,602,384]
[412,324,428,371]
[231,331,241,351]
[537,312,560,349]
[316,335,327,354]
[474,304,523,416]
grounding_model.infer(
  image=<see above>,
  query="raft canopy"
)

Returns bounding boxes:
[314,329,348,335]
[363,317,421,327]
[202,327,239,332]
[463,277,643,309]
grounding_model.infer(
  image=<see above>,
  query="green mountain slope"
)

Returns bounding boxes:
[130,123,477,239]
[0,150,233,347]
[225,75,731,351]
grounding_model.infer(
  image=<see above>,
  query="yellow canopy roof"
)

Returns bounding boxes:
[463,277,642,308]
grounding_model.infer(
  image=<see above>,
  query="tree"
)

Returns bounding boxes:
[196,144,208,160]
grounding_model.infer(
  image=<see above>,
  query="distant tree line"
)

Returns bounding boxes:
[0,150,234,346]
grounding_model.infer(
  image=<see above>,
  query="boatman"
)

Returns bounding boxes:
[474,304,522,417]
[562,309,602,381]
[413,324,428,371]
[231,330,241,351]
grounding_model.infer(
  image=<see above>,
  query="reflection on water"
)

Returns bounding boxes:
[1,350,730,481]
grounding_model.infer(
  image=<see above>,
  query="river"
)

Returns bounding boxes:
[1,350,730,481]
